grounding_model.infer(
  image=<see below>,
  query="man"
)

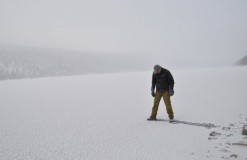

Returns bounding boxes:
[147,64,175,121]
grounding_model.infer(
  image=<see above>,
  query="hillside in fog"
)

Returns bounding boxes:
[0,45,156,80]
[0,44,240,80]
[235,55,247,66]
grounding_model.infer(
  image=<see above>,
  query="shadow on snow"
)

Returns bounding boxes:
[156,119,219,129]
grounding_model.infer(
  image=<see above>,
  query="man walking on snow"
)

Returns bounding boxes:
[147,65,175,121]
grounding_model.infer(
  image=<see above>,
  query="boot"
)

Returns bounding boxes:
[147,116,156,121]
[169,117,175,123]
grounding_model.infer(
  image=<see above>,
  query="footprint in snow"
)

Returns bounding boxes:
[228,123,235,127]
[221,155,231,159]
[219,148,231,153]
[208,131,222,140]
[230,154,238,158]
[210,131,222,136]
[225,134,234,137]
[225,142,231,145]
[220,154,238,159]
[222,127,231,131]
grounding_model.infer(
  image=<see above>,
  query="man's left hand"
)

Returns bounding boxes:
[169,89,174,96]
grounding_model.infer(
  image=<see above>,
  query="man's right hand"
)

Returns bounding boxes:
[151,91,156,97]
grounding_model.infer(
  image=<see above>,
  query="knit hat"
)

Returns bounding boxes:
[153,64,161,74]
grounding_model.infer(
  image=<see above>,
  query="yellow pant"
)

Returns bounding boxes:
[151,91,174,119]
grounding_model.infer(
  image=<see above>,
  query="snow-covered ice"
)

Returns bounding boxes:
[0,67,246,160]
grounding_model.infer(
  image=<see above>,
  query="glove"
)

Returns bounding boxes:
[169,87,174,96]
[151,91,156,97]
[151,89,156,97]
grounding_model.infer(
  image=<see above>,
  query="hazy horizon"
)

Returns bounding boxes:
[0,0,247,67]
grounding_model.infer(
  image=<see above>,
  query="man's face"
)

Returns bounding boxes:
[157,68,161,74]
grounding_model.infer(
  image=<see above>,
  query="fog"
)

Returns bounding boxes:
[0,0,247,69]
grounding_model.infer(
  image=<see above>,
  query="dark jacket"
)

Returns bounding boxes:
[151,68,174,92]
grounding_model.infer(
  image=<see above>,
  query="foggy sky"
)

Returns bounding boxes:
[0,0,246,62]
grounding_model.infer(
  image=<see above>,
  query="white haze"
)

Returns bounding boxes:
[0,0,247,68]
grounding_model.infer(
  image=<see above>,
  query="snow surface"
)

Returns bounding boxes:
[0,67,246,160]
